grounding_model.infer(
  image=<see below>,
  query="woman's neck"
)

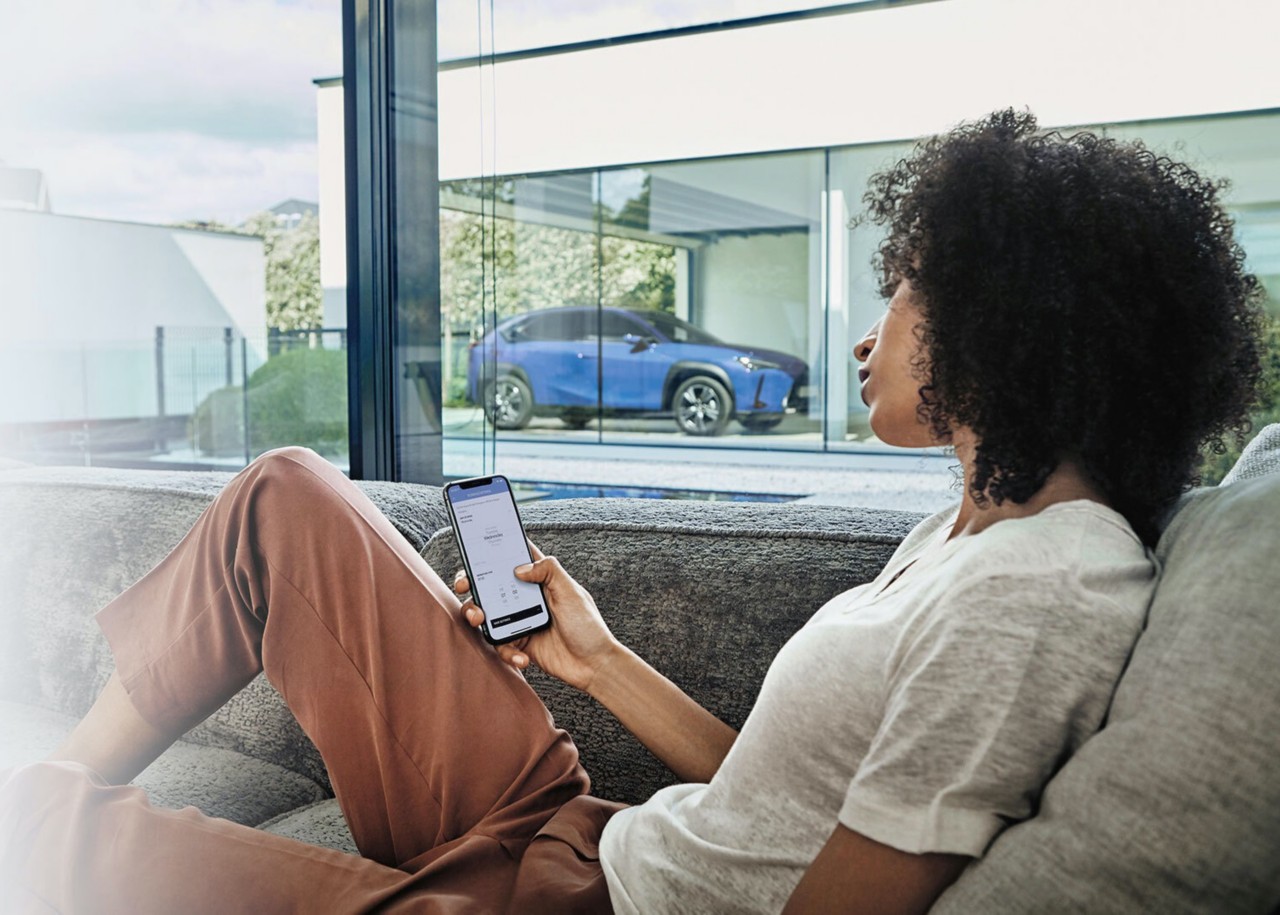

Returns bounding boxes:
[948,432,1110,540]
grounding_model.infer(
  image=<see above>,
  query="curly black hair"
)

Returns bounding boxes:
[864,109,1267,544]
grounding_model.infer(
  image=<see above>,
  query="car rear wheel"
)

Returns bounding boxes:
[740,414,784,433]
[560,409,593,430]
[672,376,732,436]
[483,375,534,430]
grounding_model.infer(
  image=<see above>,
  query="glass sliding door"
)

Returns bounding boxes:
[597,153,824,447]
[445,150,825,452]
[827,140,914,452]
[440,173,600,451]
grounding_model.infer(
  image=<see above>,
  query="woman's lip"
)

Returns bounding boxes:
[857,368,870,384]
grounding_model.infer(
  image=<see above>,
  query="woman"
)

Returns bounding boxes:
[1,110,1265,914]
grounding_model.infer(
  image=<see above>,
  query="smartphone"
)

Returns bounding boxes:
[443,475,551,645]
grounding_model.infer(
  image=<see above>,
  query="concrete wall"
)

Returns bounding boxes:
[696,233,811,361]
[316,80,347,328]
[435,0,1280,179]
[0,209,265,423]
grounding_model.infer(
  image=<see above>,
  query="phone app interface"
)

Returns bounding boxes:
[448,479,548,636]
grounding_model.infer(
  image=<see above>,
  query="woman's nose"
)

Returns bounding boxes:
[853,323,879,362]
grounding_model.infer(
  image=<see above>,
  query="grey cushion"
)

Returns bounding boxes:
[423,497,924,805]
[259,799,360,855]
[1222,422,1280,485]
[0,700,327,827]
[934,455,1280,913]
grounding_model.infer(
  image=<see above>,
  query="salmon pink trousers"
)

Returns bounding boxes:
[0,448,623,914]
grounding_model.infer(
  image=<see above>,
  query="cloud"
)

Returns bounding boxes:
[10,127,321,225]
[0,0,341,142]
[0,0,855,223]
[0,0,339,223]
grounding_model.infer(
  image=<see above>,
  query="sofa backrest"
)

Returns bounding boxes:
[0,465,450,793]
[0,464,922,800]
[934,427,1280,914]
[422,498,925,804]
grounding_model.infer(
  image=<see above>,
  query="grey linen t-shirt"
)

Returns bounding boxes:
[599,500,1156,914]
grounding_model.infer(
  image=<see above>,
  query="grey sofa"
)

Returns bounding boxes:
[2,430,1279,913]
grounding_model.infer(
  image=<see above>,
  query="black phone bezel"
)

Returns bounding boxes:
[443,474,551,645]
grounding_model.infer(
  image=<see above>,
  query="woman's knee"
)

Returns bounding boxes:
[249,447,336,486]
[237,447,347,509]
[254,446,327,471]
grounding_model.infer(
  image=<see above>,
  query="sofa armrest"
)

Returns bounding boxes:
[422,497,923,805]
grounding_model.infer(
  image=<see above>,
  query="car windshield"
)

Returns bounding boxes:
[638,312,723,346]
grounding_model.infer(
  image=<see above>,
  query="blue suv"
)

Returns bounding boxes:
[467,307,809,436]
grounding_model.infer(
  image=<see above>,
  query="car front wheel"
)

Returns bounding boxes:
[484,375,534,430]
[672,376,732,436]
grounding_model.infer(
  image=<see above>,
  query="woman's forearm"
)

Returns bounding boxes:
[585,643,738,784]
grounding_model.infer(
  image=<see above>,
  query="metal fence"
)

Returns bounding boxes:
[155,326,349,422]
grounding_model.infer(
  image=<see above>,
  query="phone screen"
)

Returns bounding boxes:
[444,475,550,644]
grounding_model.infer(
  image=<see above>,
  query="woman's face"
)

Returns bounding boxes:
[854,280,938,448]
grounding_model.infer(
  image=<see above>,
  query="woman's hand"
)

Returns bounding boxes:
[453,542,621,693]
[458,541,739,782]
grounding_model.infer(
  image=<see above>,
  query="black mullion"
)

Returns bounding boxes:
[343,0,439,482]
[344,0,395,480]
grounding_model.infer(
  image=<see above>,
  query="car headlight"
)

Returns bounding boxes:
[735,355,782,371]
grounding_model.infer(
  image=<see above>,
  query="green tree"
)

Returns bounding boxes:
[243,212,323,331]
[1200,316,1280,484]
[439,209,677,333]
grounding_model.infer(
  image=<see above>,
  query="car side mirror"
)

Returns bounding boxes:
[624,333,655,354]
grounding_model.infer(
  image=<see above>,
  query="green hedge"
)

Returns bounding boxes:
[191,347,347,458]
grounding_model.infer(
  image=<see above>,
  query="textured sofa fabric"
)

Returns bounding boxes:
[3,427,1279,913]
[1222,422,1280,485]
[0,465,922,850]
[0,465,451,804]
[253,499,921,851]
[424,498,923,805]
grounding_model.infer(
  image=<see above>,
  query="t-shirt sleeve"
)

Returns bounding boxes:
[839,572,1130,857]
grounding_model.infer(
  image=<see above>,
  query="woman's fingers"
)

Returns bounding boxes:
[514,554,565,587]
[496,641,530,670]
[459,598,528,669]
[452,570,470,594]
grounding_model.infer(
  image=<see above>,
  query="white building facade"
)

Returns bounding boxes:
[317,0,1280,453]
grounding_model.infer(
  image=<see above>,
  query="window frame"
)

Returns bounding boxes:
[344,0,442,483]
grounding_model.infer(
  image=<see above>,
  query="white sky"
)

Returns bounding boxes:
[0,1,1275,226]
[0,0,858,225]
